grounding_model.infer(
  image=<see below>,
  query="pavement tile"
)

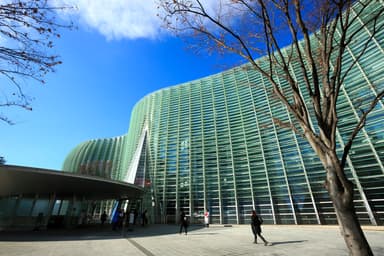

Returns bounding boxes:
[0,224,382,256]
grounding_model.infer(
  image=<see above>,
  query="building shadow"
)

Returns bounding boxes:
[0,224,122,242]
[0,224,208,242]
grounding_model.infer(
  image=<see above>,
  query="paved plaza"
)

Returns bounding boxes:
[0,224,383,256]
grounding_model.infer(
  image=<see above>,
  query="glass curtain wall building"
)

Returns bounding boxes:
[63,1,384,225]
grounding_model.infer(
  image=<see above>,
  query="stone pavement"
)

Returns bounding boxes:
[0,224,383,256]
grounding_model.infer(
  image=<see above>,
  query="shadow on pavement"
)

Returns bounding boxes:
[269,240,308,246]
[124,224,208,237]
[187,232,220,236]
[0,225,121,242]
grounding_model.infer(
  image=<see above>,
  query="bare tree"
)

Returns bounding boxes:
[0,0,72,125]
[159,0,384,255]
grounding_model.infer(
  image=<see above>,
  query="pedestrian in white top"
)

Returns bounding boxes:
[204,209,209,227]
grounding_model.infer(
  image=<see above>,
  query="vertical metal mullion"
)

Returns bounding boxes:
[197,81,208,222]
[265,72,298,224]
[243,75,256,211]
[246,70,276,224]
[161,90,169,223]
[210,78,221,224]
[187,85,193,223]
[233,68,255,223]
[175,89,181,216]
[221,72,239,224]
[150,95,161,222]
[287,56,322,224]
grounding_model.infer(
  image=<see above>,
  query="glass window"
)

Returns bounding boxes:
[16,198,34,216]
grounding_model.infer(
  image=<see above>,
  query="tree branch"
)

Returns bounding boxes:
[341,90,384,169]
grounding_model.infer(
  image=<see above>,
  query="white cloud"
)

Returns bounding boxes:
[54,0,237,41]
[56,0,161,40]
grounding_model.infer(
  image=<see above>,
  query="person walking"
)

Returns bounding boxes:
[117,209,125,230]
[33,212,44,231]
[251,210,271,246]
[179,209,188,235]
[141,209,148,226]
[204,209,209,228]
[134,209,138,225]
[100,211,107,226]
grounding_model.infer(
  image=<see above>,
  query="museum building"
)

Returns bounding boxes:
[62,1,384,226]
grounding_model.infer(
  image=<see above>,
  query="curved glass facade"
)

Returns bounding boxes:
[63,1,384,225]
[63,136,130,180]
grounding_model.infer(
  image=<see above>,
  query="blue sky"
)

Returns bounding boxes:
[0,1,241,170]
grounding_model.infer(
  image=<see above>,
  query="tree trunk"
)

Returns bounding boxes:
[324,153,373,256]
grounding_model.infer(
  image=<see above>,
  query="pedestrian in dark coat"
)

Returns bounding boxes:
[141,209,148,226]
[179,210,188,235]
[100,211,107,226]
[251,210,271,246]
